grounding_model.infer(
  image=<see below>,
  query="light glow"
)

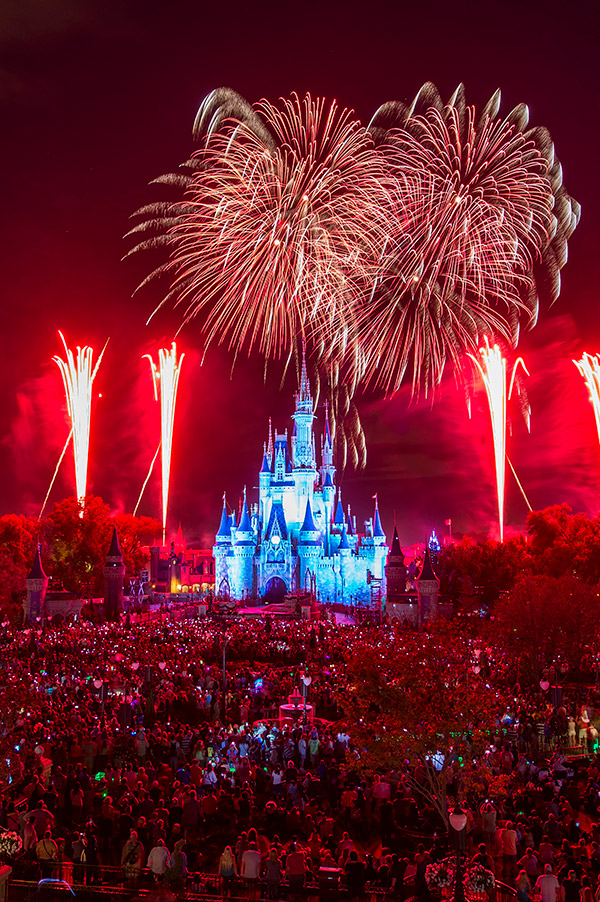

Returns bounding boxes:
[143,343,185,543]
[573,353,600,449]
[469,338,529,541]
[53,332,107,504]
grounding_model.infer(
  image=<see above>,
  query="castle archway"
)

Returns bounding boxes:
[264,577,287,605]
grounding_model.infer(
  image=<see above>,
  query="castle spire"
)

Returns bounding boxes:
[299,338,310,405]
[267,417,273,461]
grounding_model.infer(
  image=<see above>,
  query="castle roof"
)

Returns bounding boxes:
[334,494,345,525]
[390,526,403,558]
[260,451,271,473]
[300,498,318,533]
[27,544,46,581]
[338,527,350,551]
[265,502,288,541]
[107,525,122,559]
[323,471,334,488]
[216,502,230,539]
[238,499,252,533]
[418,545,439,582]
[373,504,385,539]
[346,512,354,536]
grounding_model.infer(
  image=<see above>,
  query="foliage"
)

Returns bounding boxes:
[43,496,161,595]
[491,572,600,678]
[437,536,533,609]
[0,514,41,606]
[526,504,600,584]
[425,861,454,890]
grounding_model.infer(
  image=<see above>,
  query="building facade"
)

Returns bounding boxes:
[213,352,388,604]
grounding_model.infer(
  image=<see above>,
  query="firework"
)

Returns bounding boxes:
[469,338,529,541]
[128,91,390,359]
[53,332,107,504]
[573,353,600,448]
[367,83,580,395]
[127,90,393,468]
[143,343,184,543]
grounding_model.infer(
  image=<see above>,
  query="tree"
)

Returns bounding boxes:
[0,514,41,607]
[437,535,533,609]
[43,496,161,594]
[338,618,508,826]
[526,504,600,584]
[112,514,162,577]
[492,572,600,678]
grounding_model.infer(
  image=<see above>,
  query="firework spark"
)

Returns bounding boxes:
[143,343,184,543]
[469,338,529,541]
[367,83,580,395]
[53,332,107,504]
[133,442,161,518]
[127,90,393,468]
[573,353,600,449]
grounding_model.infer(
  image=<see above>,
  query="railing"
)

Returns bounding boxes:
[6,862,421,902]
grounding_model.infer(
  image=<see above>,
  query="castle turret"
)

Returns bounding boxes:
[298,498,321,589]
[333,489,345,531]
[213,496,233,597]
[103,526,126,621]
[320,399,335,486]
[386,526,407,601]
[416,544,440,624]
[371,497,388,587]
[24,544,48,624]
[232,494,255,599]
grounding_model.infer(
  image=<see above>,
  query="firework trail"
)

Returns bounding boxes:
[53,332,107,504]
[39,429,72,518]
[143,343,184,543]
[367,83,580,395]
[133,442,161,517]
[573,353,600,449]
[469,338,529,541]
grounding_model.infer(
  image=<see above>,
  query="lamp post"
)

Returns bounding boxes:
[301,674,312,726]
[449,803,467,902]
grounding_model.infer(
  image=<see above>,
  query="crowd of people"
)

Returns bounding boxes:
[0,614,600,902]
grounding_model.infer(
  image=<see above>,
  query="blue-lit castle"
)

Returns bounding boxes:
[213,352,388,605]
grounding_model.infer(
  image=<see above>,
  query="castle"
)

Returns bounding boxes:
[213,351,388,605]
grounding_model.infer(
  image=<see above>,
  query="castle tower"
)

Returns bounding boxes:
[213,497,233,596]
[292,342,315,470]
[233,494,255,599]
[298,498,321,589]
[103,526,126,621]
[416,544,440,624]
[386,526,407,601]
[24,544,48,624]
[320,400,335,486]
[372,498,387,582]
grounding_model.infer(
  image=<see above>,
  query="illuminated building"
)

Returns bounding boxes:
[213,349,388,604]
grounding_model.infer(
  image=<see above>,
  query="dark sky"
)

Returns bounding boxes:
[0,0,598,547]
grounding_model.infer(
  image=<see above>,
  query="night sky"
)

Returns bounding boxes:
[1,0,598,548]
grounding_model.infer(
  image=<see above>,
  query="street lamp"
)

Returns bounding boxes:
[449,803,467,902]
